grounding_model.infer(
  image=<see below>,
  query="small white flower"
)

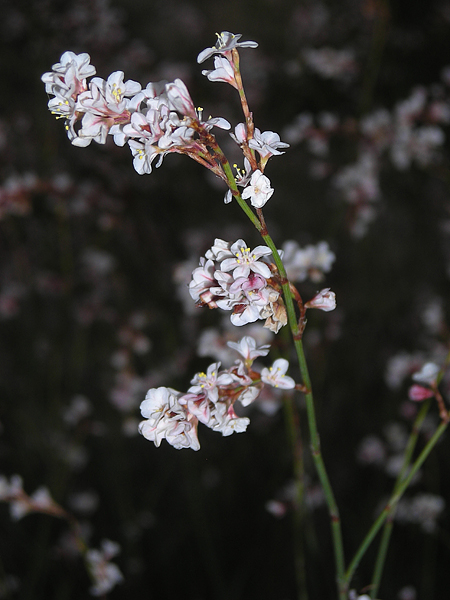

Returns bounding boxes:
[227,336,271,361]
[248,128,289,163]
[220,239,272,279]
[188,362,234,403]
[261,359,295,389]
[202,56,237,88]
[197,31,258,64]
[241,170,274,208]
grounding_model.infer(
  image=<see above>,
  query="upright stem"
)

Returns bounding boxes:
[344,418,449,589]
[370,400,431,598]
[218,147,346,598]
[284,394,309,600]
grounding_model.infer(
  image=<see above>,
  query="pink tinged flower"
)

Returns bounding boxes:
[197,31,258,64]
[230,303,262,327]
[42,51,96,98]
[227,335,271,361]
[238,385,261,407]
[100,71,141,105]
[230,123,248,145]
[165,79,196,119]
[188,362,234,403]
[408,384,435,402]
[220,239,272,279]
[179,392,212,425]
[202,56,238,88]
[189,258,218,303]
[140,386,177,422]
[241,170,274,208]
[305,288,336,312]
[261,358,296,389]
[412,362,440,385]
[212,405,250,436]
[248,128,290,160]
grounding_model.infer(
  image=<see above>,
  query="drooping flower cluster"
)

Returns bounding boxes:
[188,238,288,332]
[42,52,230,175]
[43,34,290,215]
[139,336,295,450]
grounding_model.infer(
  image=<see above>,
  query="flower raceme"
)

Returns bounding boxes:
[138,337,296,450]
[43,35,338,451]
[42,34,289,212]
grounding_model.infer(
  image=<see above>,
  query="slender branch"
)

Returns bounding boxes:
[370,399,431,598]
[345,417,449,589]
[215,143,346,597]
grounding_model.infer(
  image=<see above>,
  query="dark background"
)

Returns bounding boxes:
[1,0,450,598]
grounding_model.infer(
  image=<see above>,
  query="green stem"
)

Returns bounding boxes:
[370,399,431,598]
[284,394,308,600]
[218,147,346,598]
[345,417,449,589]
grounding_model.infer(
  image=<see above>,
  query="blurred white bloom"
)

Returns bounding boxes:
[302,47,356,80]
[356,435,386,466]
[412,362,439,385]
[385,352,423,390]
[282,240,335,283]
[86,540,124,596]
[395,493,445,533]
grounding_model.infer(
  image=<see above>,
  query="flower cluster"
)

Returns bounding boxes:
[189,238,287,331]
[42,52,230,175]
[43,34,289,215]
[139,336,295,450]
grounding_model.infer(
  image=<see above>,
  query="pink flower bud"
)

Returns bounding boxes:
[408,384,435,402]
[305,288,336,312]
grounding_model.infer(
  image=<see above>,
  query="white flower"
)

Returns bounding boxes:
[237,385,261,407]
[220,239,272,279]
[412,362,440,385]
[197,31,258,64]
[202,56,237,88]
[305,288,336,312]
[139,387,200,450]
[165,78,196,119]
[230,123,248,145]
[241,170,274,208]
[227,336,271,361]
[41,51,95,98]
[188,362,235,403]
[248,128,289,165]
[261,358,295,389]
